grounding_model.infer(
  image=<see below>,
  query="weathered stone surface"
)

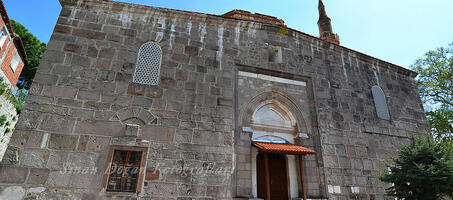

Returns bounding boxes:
[46,171,71,187]
[0,146,20,165]
[0,186,26,200]
[0,167,28,183]
[27,168,51,184]
[66,152,97,168]
[8,1,428,199]
[47,151,68,170]
[146,183,178,196]
[139,126,174,142]
[125,124,139,137]
[74,120,124,136]
[48,134,78,150]
[20,149,49,168]
[86,136,110,152]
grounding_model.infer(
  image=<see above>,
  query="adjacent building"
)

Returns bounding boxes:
[0,0,27,88]
[0,0,429,199]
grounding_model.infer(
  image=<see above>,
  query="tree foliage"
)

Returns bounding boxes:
[411,43,453,139]
[380,137,453,200]
[10,20,46,89]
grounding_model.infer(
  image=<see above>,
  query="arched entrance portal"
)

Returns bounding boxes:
[249,102,315,200]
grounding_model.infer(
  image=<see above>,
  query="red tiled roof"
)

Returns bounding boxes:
[252,141,315,155]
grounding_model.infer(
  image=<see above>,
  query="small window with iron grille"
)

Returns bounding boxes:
[103,146,147,193]
[133,41,162,85]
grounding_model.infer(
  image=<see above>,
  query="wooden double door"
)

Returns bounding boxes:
[257,153,289,200]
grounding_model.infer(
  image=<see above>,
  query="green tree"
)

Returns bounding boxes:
[411,43,453,140]
[10,20,46,89]
[380,137,453,200]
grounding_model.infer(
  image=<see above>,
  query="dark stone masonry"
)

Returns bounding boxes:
[0,0,429,199]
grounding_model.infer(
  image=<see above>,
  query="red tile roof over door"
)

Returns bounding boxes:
[252,141,315,155]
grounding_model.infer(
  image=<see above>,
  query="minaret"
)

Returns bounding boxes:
[317,0,340,45]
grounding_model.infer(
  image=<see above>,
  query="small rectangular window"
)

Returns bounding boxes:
[103,146,147,194]
[10,52,20,72]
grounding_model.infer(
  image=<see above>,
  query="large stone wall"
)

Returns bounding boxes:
[0,95,18,162]
[0,0,429,199]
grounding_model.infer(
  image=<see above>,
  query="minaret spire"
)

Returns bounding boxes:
[317,0,340,45]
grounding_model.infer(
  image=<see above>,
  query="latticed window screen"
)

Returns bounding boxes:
[132,42,162,85]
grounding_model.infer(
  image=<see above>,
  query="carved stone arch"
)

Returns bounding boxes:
[115,107,157,126]
[239,88,308,134]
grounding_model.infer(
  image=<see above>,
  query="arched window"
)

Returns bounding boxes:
[132,42,162,85]
[371,85,390,120]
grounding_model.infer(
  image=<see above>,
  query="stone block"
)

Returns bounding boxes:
[145,170,159,181]
[47,151,68,170]
[40,115,75,133]
[75,120,124,136]
[0,146,20,165]
[71,55,91,67]
[0,167,28,183]
[67,152,97,169]
[185,46,198,56]
[363,159,374,170]
[9,130,43,148]
[46,171,71,187]
[27,168,51,184]
[178,184,207,196]
[20,149,49,168]
[145,183,177,197]
[42,50,65,64]
[83,101,111,110]
[127,84,145,96]
[71,173,102,189]
[174,129,192,143]
[0,186,26,200]
[86,136,110,152]
[77,90,101,101]
[42,86,77,99]
[64,43,82,53]
[163,89,185,102]
[160,78,177,89]
[99,47,116,59]
[132,96,153,107]
[139,126,174,142]
[193,131,225,145]
[48,134,78,150]
[125,124,139,137]
[73,28,106,40]
[145,86,163,98]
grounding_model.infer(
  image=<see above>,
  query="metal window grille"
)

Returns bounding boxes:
[106,150,142,192]
[132,42,162,85]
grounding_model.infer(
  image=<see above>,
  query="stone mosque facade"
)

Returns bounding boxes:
[0,0,429,199]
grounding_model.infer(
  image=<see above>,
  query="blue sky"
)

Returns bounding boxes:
[3,0,453,69]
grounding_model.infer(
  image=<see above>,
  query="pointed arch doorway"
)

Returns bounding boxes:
[249,102,315,200]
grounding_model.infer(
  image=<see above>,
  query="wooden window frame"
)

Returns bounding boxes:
[101,146,148,194]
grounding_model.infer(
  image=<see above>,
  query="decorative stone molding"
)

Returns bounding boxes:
[239,88,308,134]
[115,107,157,127]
